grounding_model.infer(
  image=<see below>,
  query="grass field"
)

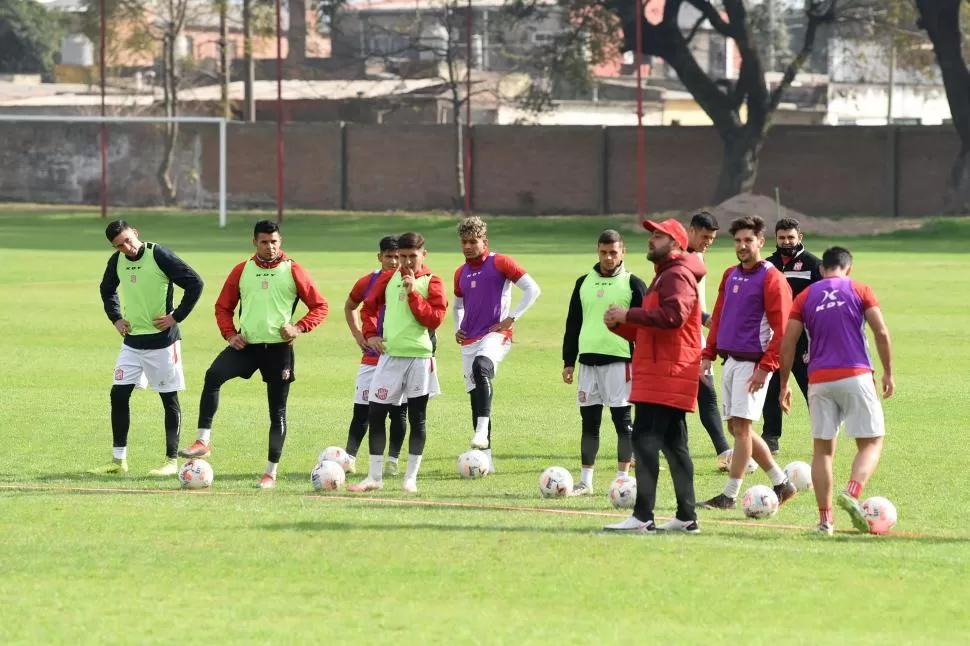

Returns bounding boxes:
[1,209,969,645]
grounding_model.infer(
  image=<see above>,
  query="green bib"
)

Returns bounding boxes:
[383,272,434,358]
[117,242,169,336]
[239,258,297,343]
[578,269,633,358]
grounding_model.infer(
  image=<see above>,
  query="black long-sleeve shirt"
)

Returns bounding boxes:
[100,243,204,350]
[562,264,647,367]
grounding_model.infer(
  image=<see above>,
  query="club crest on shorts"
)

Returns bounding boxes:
[376,387,389,401]
[362,389,369,401]
[114,368,124,380]
[578,390,587,403]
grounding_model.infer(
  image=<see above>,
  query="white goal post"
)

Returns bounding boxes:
[0,114,228,228]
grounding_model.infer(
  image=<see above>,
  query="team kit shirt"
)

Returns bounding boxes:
[349,271,386,367]
[790,277,880,384]
[362,267,448,358]
[214,252,328,343]
[454,252,527,344]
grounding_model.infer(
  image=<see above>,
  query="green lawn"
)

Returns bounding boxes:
[1,210,968,645]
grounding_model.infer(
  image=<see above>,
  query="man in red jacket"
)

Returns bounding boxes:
[602,218,705,534]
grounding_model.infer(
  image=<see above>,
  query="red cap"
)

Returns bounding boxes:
[642,217,688,250]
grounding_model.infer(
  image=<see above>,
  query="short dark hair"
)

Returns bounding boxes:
[105,219,130,241]
[597,229,623,245]
[821,246,853,270]
[398,232,425,250]
[379,235,400,252]
[729,215,766,237]
[253,219,280,238]
[775,217,801,233]
[689,211,719,231]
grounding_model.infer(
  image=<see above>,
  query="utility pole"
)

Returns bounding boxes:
[887,35,896,125]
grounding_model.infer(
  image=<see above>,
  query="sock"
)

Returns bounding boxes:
[846,479,863,499]
[266,462,278,478]
[723,477,742,499]
[387,455,399,466]
[819,507,834,525]
[616,469,628,477]
[581,467,593,487]
[198,428,211,444]
[112,447,127,460]
[767,465,787,486]
[405,454,423,480]
[369,454,384,481]
[475,416,490,435]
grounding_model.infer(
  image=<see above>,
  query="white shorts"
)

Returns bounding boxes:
[354,363,377,405]
[577,363,631,408]
[721,357,771,422]
[461,332,512,392]
[368,355,440,404]
[112,341,185,393]
[808,374,886,440]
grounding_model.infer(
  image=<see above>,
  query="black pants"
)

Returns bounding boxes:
[198,343,294,462]
[696,377,730,455]
[632,402,697,523]
[762,332,809,440]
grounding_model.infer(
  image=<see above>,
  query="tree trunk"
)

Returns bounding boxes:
[243,0,255,121]
[945,148,970,213]
[219,0,230,120]
[157,31,178,206]
[287,0,307,68]
[714,129,763,203]
[455,115,467,211]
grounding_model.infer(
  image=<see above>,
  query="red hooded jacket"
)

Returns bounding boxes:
[610,252,706,412]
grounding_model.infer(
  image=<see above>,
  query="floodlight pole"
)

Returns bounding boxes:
[635,0,645,220]
[99,0,107,219]
[464,0,473,215]
[275,0,284,223]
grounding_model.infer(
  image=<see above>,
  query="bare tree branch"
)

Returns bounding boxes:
[684,0,736,39]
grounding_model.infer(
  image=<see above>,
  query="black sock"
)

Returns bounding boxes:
[368,403,390,456]
[159,391,181,459]
[580,404,603,465]
[610,405,634,464]
[388,403,407,459]
[345,403,370,457]
[110,384,135,450]
[266,381,290,464]
[407,395,429,456]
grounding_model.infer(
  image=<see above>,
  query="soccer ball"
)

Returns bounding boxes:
[318,446,353,473]
[539,466,574,498]
[178,459,214,490]
[742,484,779,519]
[311,460,346,491]
[861,496,897,535]
[717,449,758,474]
[784,461,813,491]
[456,450,490,479]
[607,474,637,510]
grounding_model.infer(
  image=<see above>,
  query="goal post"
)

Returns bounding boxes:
[0,114,229,228]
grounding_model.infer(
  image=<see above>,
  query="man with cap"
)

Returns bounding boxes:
[602,218,706,534]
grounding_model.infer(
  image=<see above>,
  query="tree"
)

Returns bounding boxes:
[0,0,66,74]
[289,0,307,67]
[915,0,970,213]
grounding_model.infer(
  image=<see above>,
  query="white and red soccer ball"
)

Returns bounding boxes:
[862,496,898,534]
[318,446,353,473]
[311,460,346,491]
[607,474,637,510]
[742,484,779,519]
[539,466,573,498]
[457,450,490,479]
[178,459,214,490]
[784,461,813,492]
[717,449,758,474]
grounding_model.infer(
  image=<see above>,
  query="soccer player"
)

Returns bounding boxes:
[778,246,894,535]
[697,215,798,511]
[685,212,731,461]
[348,232,447,493]
[94,220,204,476]
[453,216,541,472]
[562,229,647,495]
[762,217,823,454]
[602,219,704,534]
[179,220,328,489]
[343,235,407,476]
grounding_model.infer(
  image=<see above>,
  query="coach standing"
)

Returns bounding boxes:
[761,217,822,454]
[602,218,705,534]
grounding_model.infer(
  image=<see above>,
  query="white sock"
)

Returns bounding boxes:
[266,462,278,478]
[198,428,211,444]
[475,417,490,435]
[766,465,786,486]
[616,469,628,478]
[724,477,743,498]
[405,454,423,480]
[369,455,384,481]
[112,447,127,460]
[581,467,594,487]
[387,456,399,466]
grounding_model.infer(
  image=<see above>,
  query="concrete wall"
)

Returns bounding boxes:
[0,122,959,217]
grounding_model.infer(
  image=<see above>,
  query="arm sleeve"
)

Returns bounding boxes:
[362,271,392,339]
[758,269,794,373]
[215,263,246,340]
[494,253,527,282]
[100,253,123,323]
[854,283,880,310]
[562,275,585,367]
[453,266,464,297]
[408,275,448,330]
[701,268,731,360]
[790,290,809,322]
[453,296,464,333]
[291,261,328,333]
[625,269,697,329]
[153,245,204,323]
[629,274,648,308]
[348,274,371,305]
[510,273,541,320]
